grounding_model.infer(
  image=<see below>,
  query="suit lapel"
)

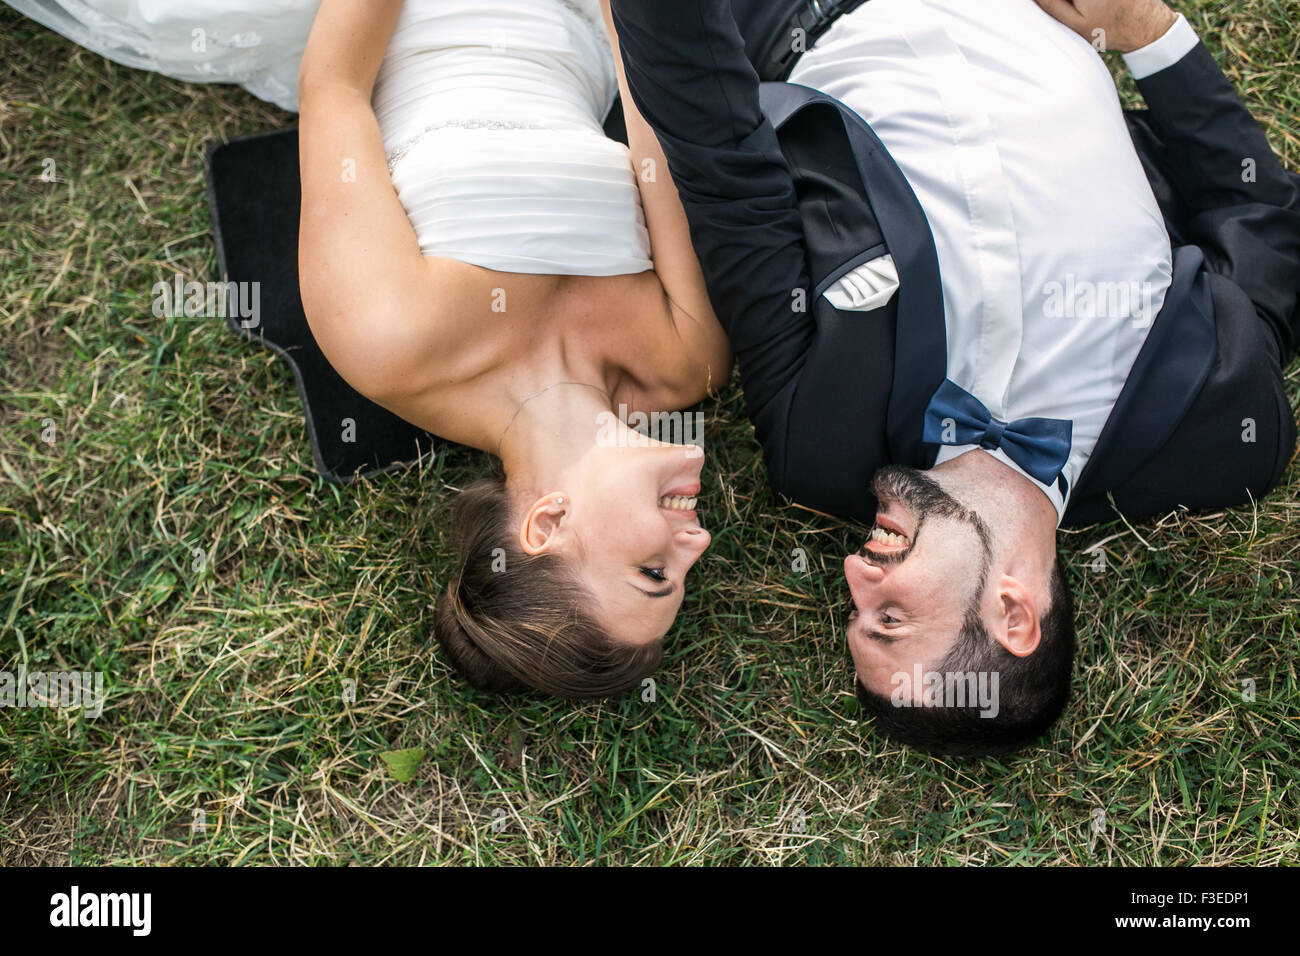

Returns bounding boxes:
[1070,244,1218,504]
[759,81,946,469]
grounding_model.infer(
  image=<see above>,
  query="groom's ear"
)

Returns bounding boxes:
[992,574,1042,657]
[519,494,569,554]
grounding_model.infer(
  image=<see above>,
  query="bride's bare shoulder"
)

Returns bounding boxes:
[377,257,568,394]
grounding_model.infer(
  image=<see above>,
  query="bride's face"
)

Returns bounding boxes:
[523,438,711,646]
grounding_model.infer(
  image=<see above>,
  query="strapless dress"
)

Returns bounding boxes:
[370,0,652,275]
[7,0,654,276]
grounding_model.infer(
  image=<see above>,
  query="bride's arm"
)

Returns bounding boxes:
[599,0,733,392]
[297,0,438,407]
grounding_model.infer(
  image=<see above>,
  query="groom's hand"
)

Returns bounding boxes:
[1033,0,1179,53]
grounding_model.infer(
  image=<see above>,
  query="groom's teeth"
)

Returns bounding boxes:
[658,495,698,511]
[870,526,907,546]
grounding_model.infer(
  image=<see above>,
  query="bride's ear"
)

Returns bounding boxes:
[519,494,569,554]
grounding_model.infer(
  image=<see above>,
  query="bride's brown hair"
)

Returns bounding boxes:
[434,473,663,697]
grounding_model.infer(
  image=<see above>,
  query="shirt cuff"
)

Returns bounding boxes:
[1121,13,1200,80]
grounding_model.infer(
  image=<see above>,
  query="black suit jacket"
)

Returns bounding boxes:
[611,0,1300,526]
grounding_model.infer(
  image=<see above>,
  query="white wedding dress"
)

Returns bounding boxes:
[7,0,653,276]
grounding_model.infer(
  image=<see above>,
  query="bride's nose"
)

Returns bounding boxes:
[678,526,711,555]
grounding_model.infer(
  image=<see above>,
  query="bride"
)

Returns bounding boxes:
[14,0,732,697]
[300,0,731,697]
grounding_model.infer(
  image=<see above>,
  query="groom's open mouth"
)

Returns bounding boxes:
[863,506,912,556]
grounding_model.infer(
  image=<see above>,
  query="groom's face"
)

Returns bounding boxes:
[842,466,994,700]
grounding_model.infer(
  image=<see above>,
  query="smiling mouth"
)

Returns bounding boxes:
[868,520,909,548]
[658,494,699,512]
[864,506,911,555]
[866,524,908,549]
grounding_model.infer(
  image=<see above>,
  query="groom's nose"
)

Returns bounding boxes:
[843,552,885,595]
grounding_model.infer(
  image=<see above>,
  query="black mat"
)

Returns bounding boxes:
[203,103,631,483]
[204,127,439,483]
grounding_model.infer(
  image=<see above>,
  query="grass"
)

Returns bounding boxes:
[1,0,1298,866]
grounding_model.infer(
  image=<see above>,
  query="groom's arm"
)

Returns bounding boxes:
[610,0,816,442]
[1129,27,1300,356]
[598,0,732,399]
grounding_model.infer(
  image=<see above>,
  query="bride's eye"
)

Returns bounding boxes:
[640,567,667,583]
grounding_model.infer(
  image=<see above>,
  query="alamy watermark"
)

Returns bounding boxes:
[596,404,704,457]
[49,886,150,936]
[890,665,1000,718]
[0,668,105,718]
[152,273,260,329]
[1042,275,1160,329]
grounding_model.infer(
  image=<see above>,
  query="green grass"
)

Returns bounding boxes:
[1,1,1298,866]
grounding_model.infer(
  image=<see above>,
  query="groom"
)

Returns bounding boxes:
[609,0,1300,754]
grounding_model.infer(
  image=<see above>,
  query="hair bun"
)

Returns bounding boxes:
[432,475,660,698]
[433,591,524,694]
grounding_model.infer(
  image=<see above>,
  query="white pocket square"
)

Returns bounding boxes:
[823,254,900,311]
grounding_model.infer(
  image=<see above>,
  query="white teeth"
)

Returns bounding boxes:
[870,526,907,546]
[658,495,698,511]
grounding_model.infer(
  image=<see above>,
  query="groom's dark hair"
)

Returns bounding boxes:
[856,555,1075,757]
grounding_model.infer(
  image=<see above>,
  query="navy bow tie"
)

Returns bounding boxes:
[922,379,1072,486]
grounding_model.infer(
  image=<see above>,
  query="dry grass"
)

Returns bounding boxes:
[1,1,1297,865]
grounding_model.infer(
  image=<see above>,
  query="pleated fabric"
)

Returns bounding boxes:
[371,0,653,276]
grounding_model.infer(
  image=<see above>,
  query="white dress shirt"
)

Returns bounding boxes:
[791,0,1201,523]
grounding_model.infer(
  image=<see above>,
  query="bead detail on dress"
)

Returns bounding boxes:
[386,119,548,173]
